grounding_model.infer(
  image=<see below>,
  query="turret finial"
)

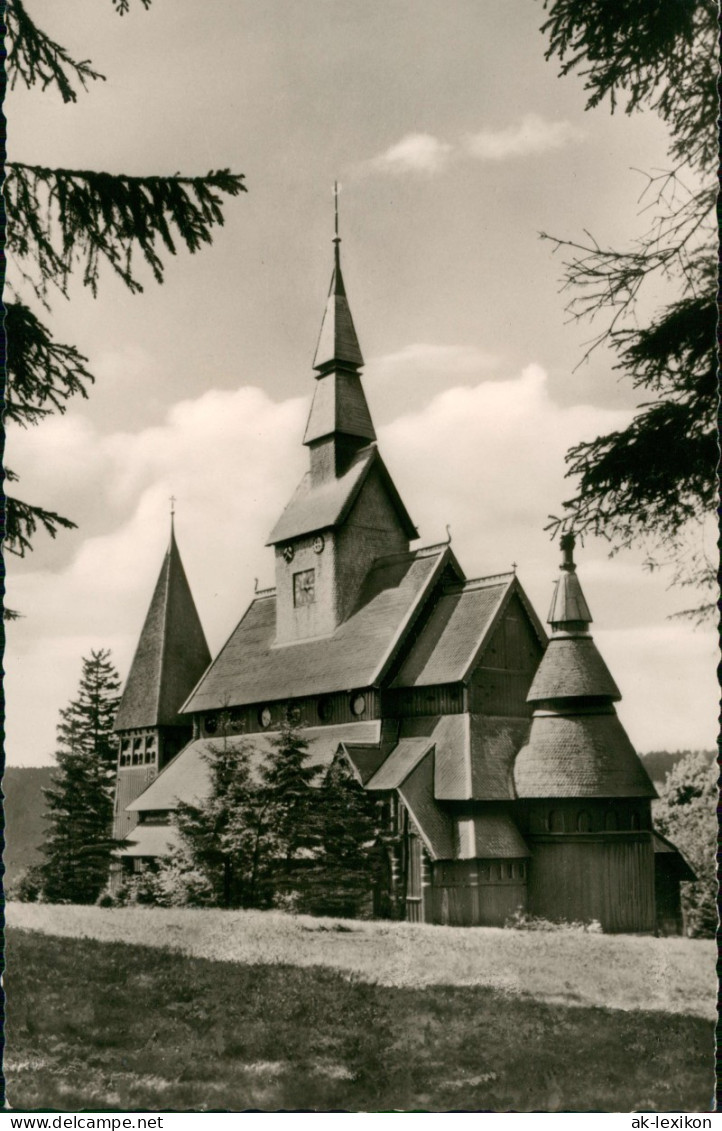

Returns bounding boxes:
[560,531,575,572]
[333,181,340,245]
[169,494,176,532]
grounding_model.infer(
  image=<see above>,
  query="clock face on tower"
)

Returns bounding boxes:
[293,569,315,607]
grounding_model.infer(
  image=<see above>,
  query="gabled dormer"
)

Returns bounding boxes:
[267,221,417,644]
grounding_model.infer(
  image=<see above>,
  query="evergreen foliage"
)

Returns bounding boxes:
[303,754,387,919]
[539,1,716,603]
[653,752,718,938]
[40,650,121,903]
[3,0,245,566]
[173,732,266,909]
[163,719,390,918]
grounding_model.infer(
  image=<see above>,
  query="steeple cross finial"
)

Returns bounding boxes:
[169,494,176,518]
[333,181,340,244]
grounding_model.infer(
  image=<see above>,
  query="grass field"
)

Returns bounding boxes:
[6,926,715,1113]
[8,901,716,1019]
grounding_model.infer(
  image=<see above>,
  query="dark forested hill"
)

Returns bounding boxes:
[3,766,53,884]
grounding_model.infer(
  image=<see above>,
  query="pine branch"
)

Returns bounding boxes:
[4,489,78,558]
[5,301,94,427]
[5,0,106,102]
[6,164,248,299]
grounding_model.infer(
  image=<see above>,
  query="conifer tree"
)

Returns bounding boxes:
[261,715,318,891]
[174,731,265,909]
[4,0,246,567]
[40,649,121,903]
[306,755,384,919]
[539,1,716,607]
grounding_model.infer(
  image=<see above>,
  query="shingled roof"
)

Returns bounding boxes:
[128,721,381,813]
[390,576,511,687]
[454,811,530,859]
[267,444,417,545]
[527,636,621,703]
[313,240,364,372]
[114,527,211,732]
[182,546,450,712]
[513,713,657,798]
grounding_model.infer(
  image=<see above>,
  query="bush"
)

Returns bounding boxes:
[8,865,45,903]
[504,908,603,934]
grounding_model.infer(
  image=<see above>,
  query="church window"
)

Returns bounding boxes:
[350,693,366,717]
[258,706,272,728]
[144,735,156,764]
[547,809,563,833]
[630,810,641,830]
[293,569,315,606]
[132,737,143,765]
[605,811,617,831]
[317,697,332,721]
[205,715,218,735]
[577,811,591,832]
[120,739,131,766]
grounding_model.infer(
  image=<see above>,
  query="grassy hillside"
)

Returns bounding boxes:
[5,927,714,1112]
[8,903,716,1020]
[3,767,53,884]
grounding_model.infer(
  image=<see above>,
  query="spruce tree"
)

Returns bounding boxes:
[174,731,265,909]
[40,649,121,903]
[307,754,384,919]
[261,715,318,892]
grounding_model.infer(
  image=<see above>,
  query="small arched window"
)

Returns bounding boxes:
[577,811,591,832]
[547,809,563,833]
[630,810,641,830]
[605,811,617,832]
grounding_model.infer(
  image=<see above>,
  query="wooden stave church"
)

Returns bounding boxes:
[111,232,694,934]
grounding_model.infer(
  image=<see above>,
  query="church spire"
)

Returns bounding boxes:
[304,187,375,479]
[114,518,211,732]
[312,184,365,373]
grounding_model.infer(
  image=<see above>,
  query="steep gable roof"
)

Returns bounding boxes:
[267,444,416,545]
[390,573,545,688]
[182,545,452,712]
[114,528,211,732]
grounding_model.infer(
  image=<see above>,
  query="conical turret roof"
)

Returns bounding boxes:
[114,524,211,731]
[513,536,655,799]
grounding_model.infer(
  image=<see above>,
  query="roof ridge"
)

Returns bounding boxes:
[444,572,514,593]
[254,586,276,599]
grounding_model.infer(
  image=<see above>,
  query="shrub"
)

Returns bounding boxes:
[504,908,603,934]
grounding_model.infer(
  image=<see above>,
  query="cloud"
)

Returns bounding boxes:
[363,132,453,175]
[5,364,715,766]
[464,114,584,161]
[361,116,584,177]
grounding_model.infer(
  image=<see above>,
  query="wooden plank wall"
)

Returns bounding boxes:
[382,683,464,718]
[528,837,655,932]
[431,861,527,927]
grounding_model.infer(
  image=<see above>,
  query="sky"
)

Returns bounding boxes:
[6,0,717,765]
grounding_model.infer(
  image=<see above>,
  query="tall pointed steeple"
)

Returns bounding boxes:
[114,519,211,732]
[304,186,376,481]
